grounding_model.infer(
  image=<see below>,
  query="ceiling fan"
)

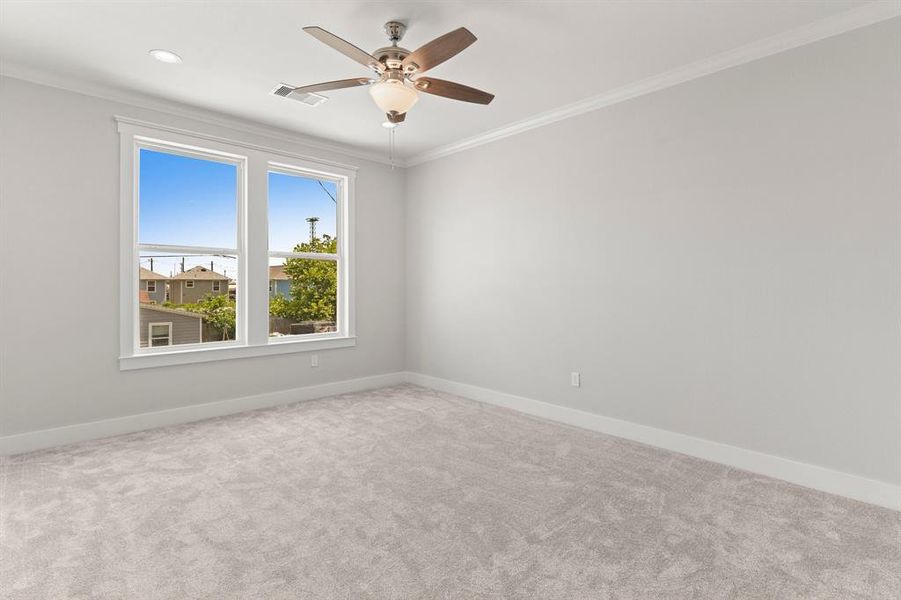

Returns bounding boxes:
[283,21,494,125]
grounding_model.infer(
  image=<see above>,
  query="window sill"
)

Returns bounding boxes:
[119,336,356,371]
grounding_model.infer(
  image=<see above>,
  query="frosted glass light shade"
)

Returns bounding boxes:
[369,80,419,114]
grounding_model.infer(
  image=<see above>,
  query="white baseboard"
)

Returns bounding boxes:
[403,372,900,511]
[0,372,406,456]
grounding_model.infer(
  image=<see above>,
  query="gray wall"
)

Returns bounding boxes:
[0,76,405,435]
[139,307,202,347]
[170,279,226,305]
[405,20,901,485]
[142,279,167,304]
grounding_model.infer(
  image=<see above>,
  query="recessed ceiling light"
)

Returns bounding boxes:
[149,49,182,64]
[381,121,398,129]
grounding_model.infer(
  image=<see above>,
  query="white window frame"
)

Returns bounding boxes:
[185,280,195,288]
[212,280,221,292]
[148,322,172,347]
[146,280,156,292]
[267,161,348,344]
[118,117,356,370]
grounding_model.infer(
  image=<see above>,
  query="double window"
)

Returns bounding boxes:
[119,118,355,369]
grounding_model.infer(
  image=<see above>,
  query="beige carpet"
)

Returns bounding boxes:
[1,384,898,599]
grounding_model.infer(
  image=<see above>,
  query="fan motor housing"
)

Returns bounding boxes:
[373,46,410,70]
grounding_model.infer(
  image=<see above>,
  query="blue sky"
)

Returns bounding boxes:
[268,171,337,251]
[139,149,237,248]
[139,149,337,279]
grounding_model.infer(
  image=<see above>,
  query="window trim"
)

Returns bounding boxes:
[146,280,156,292]
[131,136,245,352]
[118,117,356,370]
[266,161,347,342]
[148,322,173,347]
[211,280,221,292]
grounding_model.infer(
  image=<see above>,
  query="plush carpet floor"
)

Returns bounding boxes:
[1,384,898,599]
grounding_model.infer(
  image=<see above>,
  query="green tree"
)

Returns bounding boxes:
[271,235,337,322]
[184,293,236,341]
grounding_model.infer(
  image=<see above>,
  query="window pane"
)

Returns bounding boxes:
[139,149,237,248]
[139,252,238,346]
[268,256,337,338]
[268,171,337,253]
[150,324,169,336]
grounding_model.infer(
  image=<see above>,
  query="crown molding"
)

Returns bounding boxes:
[407,2,901,167]
[0,63,396,167]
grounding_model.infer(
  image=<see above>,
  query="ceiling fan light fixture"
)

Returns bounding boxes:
[368,80,418,115]
[291,22,493,127]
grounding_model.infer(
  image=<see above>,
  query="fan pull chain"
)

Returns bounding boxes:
[388,126,397,169]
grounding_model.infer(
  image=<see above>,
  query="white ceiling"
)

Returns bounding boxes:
[0,1,879,160]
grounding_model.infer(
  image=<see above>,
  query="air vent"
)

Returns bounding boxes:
[271,83,328,107]
[272,84,294,97]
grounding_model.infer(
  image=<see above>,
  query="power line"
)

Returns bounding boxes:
[317,179,336,203]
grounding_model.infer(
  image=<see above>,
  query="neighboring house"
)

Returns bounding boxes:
[139,304,203,347]
[139,267,168,303]
[168,265,229,304]
[269,265,291,297]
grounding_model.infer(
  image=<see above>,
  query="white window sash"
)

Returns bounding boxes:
[265,161,350,343]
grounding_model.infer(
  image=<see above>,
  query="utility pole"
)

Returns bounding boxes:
[306,217,319,242]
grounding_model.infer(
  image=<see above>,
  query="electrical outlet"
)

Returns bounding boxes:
[571,372,580,387]
[311,354,319,368]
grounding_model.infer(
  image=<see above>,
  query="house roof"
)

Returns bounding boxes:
[139,267,168,280]
[171,265,229,280]
[269,265,290,280]
[139,303,204,319]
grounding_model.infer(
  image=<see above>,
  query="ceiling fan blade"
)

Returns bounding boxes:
[303,26,383,72]
[412,77,494,104]
[386,111,406,124]
[402,27,477,73]
[291,78,374,94]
